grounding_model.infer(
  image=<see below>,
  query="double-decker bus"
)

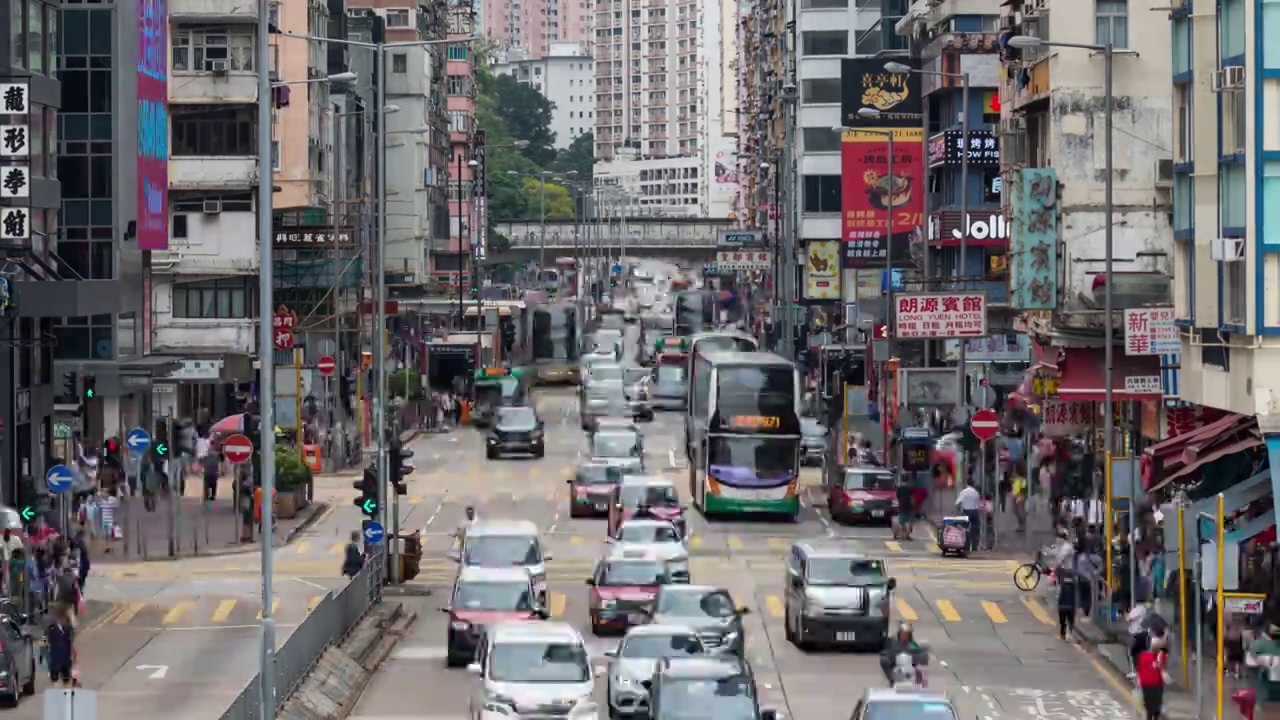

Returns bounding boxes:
[687,351,802,519]
[683,331,759,460]
[674,289,746,336]
[529,303,580,384]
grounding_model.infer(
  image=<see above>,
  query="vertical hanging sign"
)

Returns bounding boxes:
[137,0,171,250]
[0,82,31,248]
[473,128,487,259]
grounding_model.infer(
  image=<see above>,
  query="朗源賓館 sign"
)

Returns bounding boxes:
[893,292,988,339]
[1009,168,1058,310]
[1123,307,1180,356]
[1042,399,1097,437]
[804,241,841,300]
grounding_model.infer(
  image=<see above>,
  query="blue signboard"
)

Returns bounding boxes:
[1009,168,1058,310]
[46,464,74,494]
[126,427,152,455]
[363,521,386,545]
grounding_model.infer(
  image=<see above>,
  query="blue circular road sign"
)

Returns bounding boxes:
[612,263,623,273]
[363,521,386,545]
[45,464,74,494]
[126,427,152,455]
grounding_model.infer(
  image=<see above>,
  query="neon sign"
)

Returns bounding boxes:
[728,415,781,430]
[137,0,169,250]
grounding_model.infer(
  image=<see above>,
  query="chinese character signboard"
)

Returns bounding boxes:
[1042,400,1097,437]
[273,228,357,248]
[716,250,771,271]
[840,127,924,259]
[272,306,297,351]
[1124,376,1162,395]
[840,58,921,128]
[804,241,841,299]
[1009,168,1059,310]
[893,292,988,339]
[1123,307,1179,356]
[137,0,169,250]
[927,130,1000,168]
[840,236,915,269]
[0,82,30,246]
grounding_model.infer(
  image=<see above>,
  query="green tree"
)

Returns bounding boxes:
[483,72,557,166]
[521,178,575,220]
[553,133,594,184]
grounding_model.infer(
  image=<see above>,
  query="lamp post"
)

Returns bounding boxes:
[1008,34,1115,522]
[457,152,479,328]
[884,61,972,422]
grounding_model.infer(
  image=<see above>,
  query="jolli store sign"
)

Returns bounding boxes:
[928,211,1009,246]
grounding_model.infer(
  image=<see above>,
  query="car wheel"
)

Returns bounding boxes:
[534,448,545,458]
[485,448,497,460]
[784,607,795,642]
[3,661,16,705]
[795,622,812,651]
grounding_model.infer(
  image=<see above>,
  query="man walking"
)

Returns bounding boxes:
[956,479,982,552]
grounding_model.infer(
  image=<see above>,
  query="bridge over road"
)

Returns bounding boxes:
[486,217,732,264]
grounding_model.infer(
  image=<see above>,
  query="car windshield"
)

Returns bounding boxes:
[843,470,895,492]
[488,641,591,683]
[807,558,887,586]
[464,536,543,566]
[655,677,756,720]
[577,465,622,484]
[496,407,537,429]
[862,701,960,720]
[619,633,704,658]
[601,561,667,586]
[801,418,825,437]
[453,580,534,611]
[618,523,681,543]
[620,485,678,507]
[656,366,687,386]
[591,365,625,383]
[593,433,639,457]
[600,315,627,331]
[656,590,736,617]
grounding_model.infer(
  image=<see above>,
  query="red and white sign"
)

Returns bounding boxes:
[893,292,988,339]
[317,355,336,376]
[1041,400,1096,437]
[223,433,254,465]
[969,408,1000,442]
[272,306,297,351]
[1123,307,1179,356]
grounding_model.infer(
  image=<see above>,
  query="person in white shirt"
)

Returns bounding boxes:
[1127,600,1150,673]
[955,481,982,552]
[0,528,23,565]
[453,505,479,550]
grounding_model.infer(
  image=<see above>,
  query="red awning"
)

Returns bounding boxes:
[1144,413,1251,467]
[1149,434,1264,491]
[1054,348,1164,401]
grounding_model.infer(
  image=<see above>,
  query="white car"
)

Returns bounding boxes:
[469,622,600,720]
[451,520,553,600]
[609,519,690,582]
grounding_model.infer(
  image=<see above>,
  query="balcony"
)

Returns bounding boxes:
[169,156,259,189]
[169,72,259,104]
[170,0,260,20]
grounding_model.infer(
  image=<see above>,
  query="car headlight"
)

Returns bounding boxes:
[722,631,740,645]
[848,499,863,508]
[483,690,517,714]
[451,621,470,630]
[487,438,498,445]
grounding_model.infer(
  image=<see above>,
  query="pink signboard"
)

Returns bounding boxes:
[137,0,169,250]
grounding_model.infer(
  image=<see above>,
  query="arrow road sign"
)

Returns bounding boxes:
[363,521,386,545]
[20,507,34,522]
[223,433,253,465]
[970,407,1000,443]
[155,442,168,457]
[45,464,74,494]
[125,427,152,455]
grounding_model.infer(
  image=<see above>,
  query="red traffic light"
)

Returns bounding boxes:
[873,323,889,340]
[104,439,119,453]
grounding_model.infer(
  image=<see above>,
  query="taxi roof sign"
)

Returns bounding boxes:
[482,367,510,377]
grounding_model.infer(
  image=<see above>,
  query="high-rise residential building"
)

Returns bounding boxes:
[481,0,592,61]
[494,42,594,150]
[445,0,478,285]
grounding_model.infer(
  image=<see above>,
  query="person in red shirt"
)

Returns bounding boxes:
[1135,636,1168,720]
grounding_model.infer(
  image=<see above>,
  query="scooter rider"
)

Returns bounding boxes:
[880,622,926,684]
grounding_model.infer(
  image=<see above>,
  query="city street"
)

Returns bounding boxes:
[346,390,1141,720]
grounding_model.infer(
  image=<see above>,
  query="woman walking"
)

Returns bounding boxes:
[1057,563,1079,640]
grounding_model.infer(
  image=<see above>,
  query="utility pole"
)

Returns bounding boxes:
[539,171,548,270]
[779,83,798,360]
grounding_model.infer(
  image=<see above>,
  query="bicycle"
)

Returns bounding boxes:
[1014,547,1054,591]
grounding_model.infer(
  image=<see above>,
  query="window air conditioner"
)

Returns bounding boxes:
[1210,238,1244,262]
[203,199,223,214]
[1154,159,1173,188]
[1211,70,1225,93]
[209,59,230,74]
[1224,65,1245,89]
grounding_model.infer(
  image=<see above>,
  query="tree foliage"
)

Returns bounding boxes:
[521,178,575,220]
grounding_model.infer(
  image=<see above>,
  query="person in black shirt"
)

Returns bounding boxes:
[895,482,915,540]
[45,605,75,686]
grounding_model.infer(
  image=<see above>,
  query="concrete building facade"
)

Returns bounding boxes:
[480,0,592,61]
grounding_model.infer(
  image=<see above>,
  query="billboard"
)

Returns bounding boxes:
[804,241,841,300]
[893,292,988,339]
[1009,168,1058,309]
[840,127,924,264]
[840,58,922,129]
[137,0,170,250]
[712,141,739,198]
[1123,307,1179,356]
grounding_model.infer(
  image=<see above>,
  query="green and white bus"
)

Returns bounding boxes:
[687,351,802,519]
[683,331,758,461]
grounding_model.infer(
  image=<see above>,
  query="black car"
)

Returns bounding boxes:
[567,462,624,517]
[0,610,35,705]
[486,405,545,459]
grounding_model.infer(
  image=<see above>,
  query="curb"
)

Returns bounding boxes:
[99,500,332,564]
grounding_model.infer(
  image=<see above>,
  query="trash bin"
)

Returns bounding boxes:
[384,531,423,583]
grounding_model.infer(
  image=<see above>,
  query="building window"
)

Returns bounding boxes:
[801,0,848,7]
[171,192,253,213]
[1174,84,1192,163]
[1221,0,1245,59]
[55,226,113,280]
[172,27,256,72]
[1225,90,1245,155]
[802,174,842,213]
[1095,0,1128,49]
[51,315,114,360]
[1221,164,1246,229]
[1263,161,1280,246]
[1173,171,1192,233]
[271,139,280,170]
[447,44,469,61]
[801,78,841,104]
[801,30,847,56]
[385,8,411,27]
[172,278,255,319]
[10,1,24,69]
[1176,239,1193,319]
[171,107,257,156]
[1225,259,1246,325]
[1266,0,1280,69]
[802,127,840,153]
[392,53,407,73]
[27,0,44,74]
[1171,16,1191,76]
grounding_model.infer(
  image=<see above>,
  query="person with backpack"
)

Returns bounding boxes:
[341,531,364,578]
[45,605,76,687]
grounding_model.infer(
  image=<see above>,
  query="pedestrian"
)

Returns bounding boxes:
[342,530,364,578]
[202,450,220,502]
[1057,564,1079,641]
[1135,635,1169,720]
[956,480,982,552]
[1127,595,1152,674]
[73,527,90,592]
[45,605,75,687]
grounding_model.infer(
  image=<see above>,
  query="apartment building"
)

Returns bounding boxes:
[494,41,594,149]
[481,0,591,61]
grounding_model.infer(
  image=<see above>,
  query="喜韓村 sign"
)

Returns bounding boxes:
[893,292,988,339]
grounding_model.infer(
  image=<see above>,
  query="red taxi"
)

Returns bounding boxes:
[587,547,671,635]
[607,478,685,538]
[443,566,549,667]
[828,463,898,525]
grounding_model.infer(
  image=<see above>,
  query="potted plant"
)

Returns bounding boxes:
[274,447,313,518]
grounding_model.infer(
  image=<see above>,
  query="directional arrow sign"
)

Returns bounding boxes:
[20,507,34,522]
[363,521,385,545]
[45,464,74,494]
[154,442,168,457]
[126,427,152,455]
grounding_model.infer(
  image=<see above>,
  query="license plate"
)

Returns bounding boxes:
[595,502,607,511]
[871,510,885,518]
[836,632,857,642]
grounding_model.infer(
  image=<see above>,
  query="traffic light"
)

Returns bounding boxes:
[352,467,379,517]
[82,375,97,401]
[469,275,480,300]
[246,413,263,484]
[610,276,618,288]
[60,372,78,402]
[388,439,408,496]
[153,418,170,459]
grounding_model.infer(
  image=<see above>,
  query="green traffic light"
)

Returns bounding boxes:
[155,443,168,456]
[360,498,378,516]
[85,389,95,399]
[19,506,34,522]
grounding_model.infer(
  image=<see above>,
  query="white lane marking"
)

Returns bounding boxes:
[548,509,560,534]
[391,645,450,661]
[136,664,169,679]
[424,493,448,529]
[292,576,328,591]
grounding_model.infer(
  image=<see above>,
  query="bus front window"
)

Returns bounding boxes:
[707,436,797,477]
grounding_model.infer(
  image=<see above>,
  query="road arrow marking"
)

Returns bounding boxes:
[136,664,169,680]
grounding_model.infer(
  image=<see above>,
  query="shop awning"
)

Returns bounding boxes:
[1149,434,1264,491]
[1054,348,1164,401]
[1226,513,1276,544]
[1145,413,1254,471]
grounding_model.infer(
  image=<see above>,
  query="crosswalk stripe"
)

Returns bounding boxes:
[726,536,743,551]
[895,598,918,621]
[410,495,423,504]
[935,600,961,622]
[257,599,281,620]
[212,599,237,623]
[765,595,784,619]
[688,536,704,549]
[884,541,902,552]
[1022,597,1055,626]
[569,536,583,546]
[549,592,567,618]
[766,537,789,549]
[329,542,345,555]
[981,600,1008,624]
[294,541,310,555]
[163,601,195,625]
[113,602,146,625]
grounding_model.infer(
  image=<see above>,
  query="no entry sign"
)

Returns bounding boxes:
[223,433,254,465]
[317,355,336,376]
[970,408,1000,442]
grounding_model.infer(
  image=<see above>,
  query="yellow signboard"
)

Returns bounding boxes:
[804,241,841,299]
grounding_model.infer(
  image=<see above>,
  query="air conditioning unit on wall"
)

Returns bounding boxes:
[1210,237,1244,262]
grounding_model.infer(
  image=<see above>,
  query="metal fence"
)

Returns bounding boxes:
[219,551,383,720]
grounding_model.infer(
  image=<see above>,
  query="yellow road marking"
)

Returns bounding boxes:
[211,599,237,623]
[895,598,918,621]
[329,542,345,555]
[308,595,325,612]
[549,592,567,618]
[936,600,961,622]
[163,601,195,625]
[765,595,785,619]
[113,602,147,625]
[294,541,310,555]
[766,537,789,549]
[981,600,1008,623]
[1022,597,1056,626]
[410,495,423,504]
[569,536,583,546]
[885,541,902,552]
[727,536,744,551]
[256,599,280,620]
[688,536,704,549]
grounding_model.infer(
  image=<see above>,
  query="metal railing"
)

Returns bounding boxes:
[219,549,383,719]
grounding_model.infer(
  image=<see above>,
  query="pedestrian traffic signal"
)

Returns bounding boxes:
[82,375,97,400]
[60,372,78,402]
[610,276,618,288]
[470,279,480,300]
[353,467,379,517]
